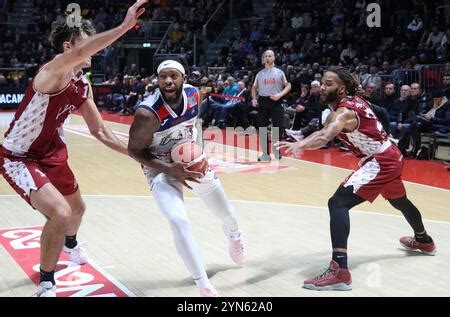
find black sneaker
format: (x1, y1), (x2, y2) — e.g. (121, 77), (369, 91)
(257, 154), (271, 162)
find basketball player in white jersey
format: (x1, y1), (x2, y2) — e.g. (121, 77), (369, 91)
(0, 0), (148, 297)
(128, 60), (246, 297)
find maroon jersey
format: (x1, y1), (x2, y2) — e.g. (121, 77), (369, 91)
(2, 72), (90, 162)
(336, 96), (390, 159)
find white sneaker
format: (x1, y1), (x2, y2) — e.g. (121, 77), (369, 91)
(285, 129), (304, 141)
(222, 225), (246, 266)
(63, 244), (89, 265)
(199, 284), (219, 297)
(36, 281), (56, 297)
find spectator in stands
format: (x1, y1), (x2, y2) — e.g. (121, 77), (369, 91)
(426, 25), (445, 52)
(107, 76), (125, 113)
(289, 83), (309, 128)
(285, 80), (321, 141)
(409, 88), (450, 157)
(398, 82), (433, 154)
(436, 28), (449, 62)
(364, 83), (380, 104)
(390, 85), (411, 138)
(128, 63), (139, 77)
(103, 75), (115, 85)
(228, 81), (251, 128)
(214, 81), (248, 128)
(200, 80), (225, 127)
(443, 73), (450, 90)
(407, 14), (424, 33)
(392, 59), (419, 86)
(207, 76), (238, 128)
(362, 65), (381, 89)
(381, 83), (397, 109)
(378, 61), (392, 76)
(340, 43), (357, 65)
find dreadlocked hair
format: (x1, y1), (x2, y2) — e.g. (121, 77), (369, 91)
(327, 66), (360, 96)
(49, 19), (96, 53)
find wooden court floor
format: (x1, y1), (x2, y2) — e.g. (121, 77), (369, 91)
(0, 115), (449, 297)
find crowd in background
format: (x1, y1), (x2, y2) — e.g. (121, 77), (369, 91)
(0, 0), (449, 160)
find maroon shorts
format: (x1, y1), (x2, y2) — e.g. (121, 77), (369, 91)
(343, 145), (406, 203)
(0, 151), (78, 206)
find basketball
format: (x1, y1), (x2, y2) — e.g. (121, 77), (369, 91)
(170, 142), (209, 175)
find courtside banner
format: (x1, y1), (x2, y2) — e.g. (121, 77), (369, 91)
(0, 226), (135, 297)
(0, 87), (25, 110)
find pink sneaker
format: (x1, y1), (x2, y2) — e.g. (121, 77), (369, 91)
(303, 260), (352, 291)
(200, 285), (219, 297)
(399, 236), (436, 255)
(222, 225), (246, 266)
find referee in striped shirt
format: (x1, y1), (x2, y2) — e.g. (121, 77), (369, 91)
(251, 50), (291, 161)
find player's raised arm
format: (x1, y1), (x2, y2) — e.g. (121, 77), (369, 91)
(53, 0), (147, 71)
(35, 0), (148, 93)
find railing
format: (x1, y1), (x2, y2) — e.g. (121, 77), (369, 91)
(207, 67), (227, 75)
(202, 1), (227, 51)
(152, 22), (176, 73)
(358, 64), (446, 99)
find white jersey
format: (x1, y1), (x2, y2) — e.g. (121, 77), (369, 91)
(138, 84), (200, 166)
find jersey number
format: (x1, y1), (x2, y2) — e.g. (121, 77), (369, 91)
(82, 86), (89, 99)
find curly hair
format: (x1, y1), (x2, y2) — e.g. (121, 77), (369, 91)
(49, 19), (96, 53)
(326, 66), (360, 96)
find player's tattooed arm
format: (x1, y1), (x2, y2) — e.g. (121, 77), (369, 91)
(128, 108), (170, 172)
(276, 107), (356, 153)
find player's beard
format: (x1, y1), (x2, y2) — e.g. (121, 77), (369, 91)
(162, 84), (183, 106)
(321, 87), (339, 104)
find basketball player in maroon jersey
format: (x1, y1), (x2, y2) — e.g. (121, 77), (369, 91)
(276, 66), (436, 291)
(0, 0), (148, 297)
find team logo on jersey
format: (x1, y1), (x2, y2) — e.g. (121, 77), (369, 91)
(161, 118), (169, 126)
(187, 95), (197, 109)
(56, 104), (76, 120)
(160, 134), (172, 146)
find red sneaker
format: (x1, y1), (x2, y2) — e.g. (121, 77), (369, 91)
(303, 260), (352, 291)
(399, 236), (436, 255)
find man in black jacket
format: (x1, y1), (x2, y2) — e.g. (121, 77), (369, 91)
(397, 83), (433, 155)
(410, 88), (450, 157)
(389, 85), (410, 138)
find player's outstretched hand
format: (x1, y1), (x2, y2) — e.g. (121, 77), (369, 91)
(122, 0), (149, 30)
(274, 141), (301, 156)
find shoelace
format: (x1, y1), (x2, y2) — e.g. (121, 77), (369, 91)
(32, 285), (55, 297)
(314, 267), (336, 281)
(231, 239), (244, 254)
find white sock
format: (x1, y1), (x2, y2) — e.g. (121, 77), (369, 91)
(194, 274), (211, 290)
